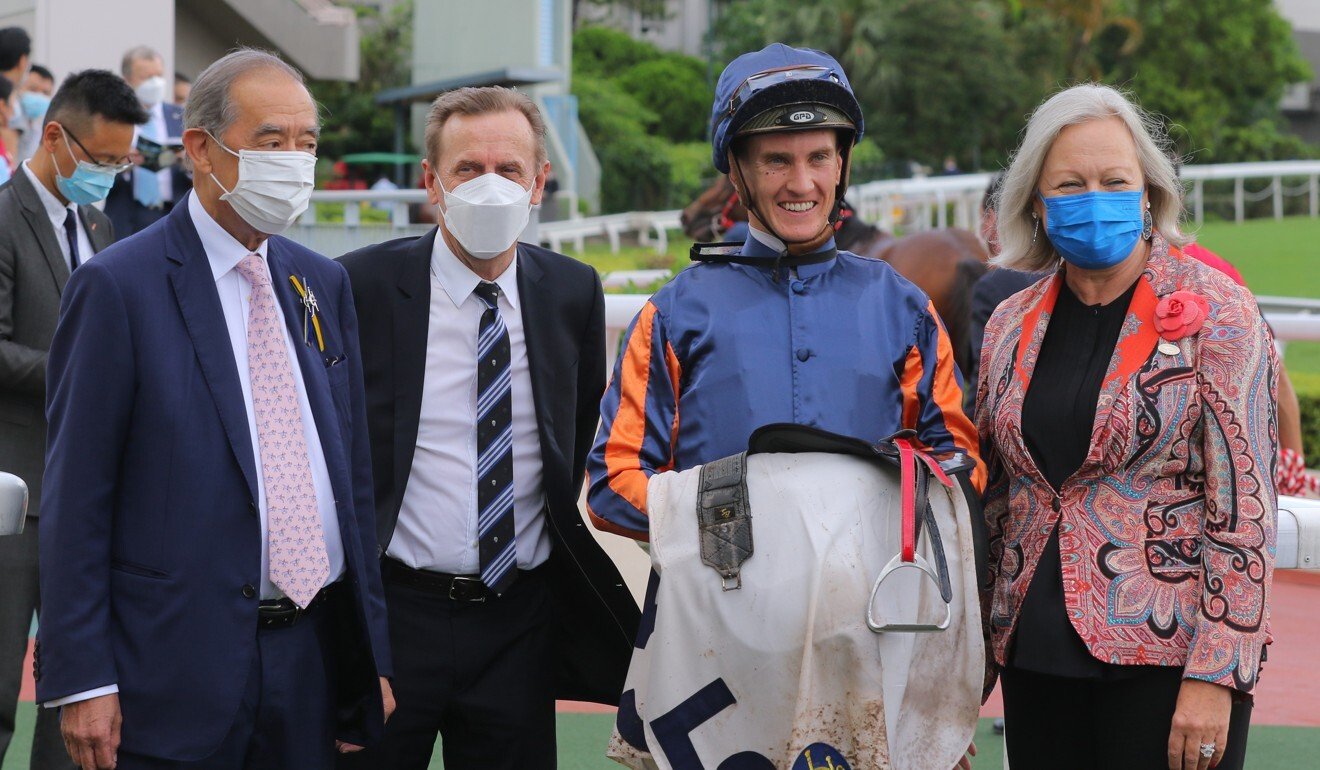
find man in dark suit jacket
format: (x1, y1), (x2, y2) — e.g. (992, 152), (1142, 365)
(38, 50), (392, 769)
(337, 86), (639, 769)
(0, 69), (140, 770)
(104, 45), (192, 239)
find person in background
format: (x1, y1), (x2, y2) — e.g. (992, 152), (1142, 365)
(977, 84), (1275, 770)
(0, 68), (140, 770)
(104, 45), (191, 238)
(1175, 239), (1313, 496)
(0, 26), (29, 175)
(337, 85), (637, 770)
(16, 63), (54, 161)
(967, 171), (1046, 398)
(173, 71), (191, 107)
(37, 49), (393, 769)
(0, 77), (13, 184)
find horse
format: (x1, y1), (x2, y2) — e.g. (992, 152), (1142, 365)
(682, 176), (989, 379)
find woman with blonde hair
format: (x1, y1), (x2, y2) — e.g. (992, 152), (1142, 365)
(976, 83), (1276, 770)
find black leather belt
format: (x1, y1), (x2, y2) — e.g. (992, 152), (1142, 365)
(382, 556), (527, 602)
(258, 581), (342, 629)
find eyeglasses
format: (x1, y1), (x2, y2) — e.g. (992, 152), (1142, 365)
(728, 65), (842, 116)
(61, 125), (134, 175)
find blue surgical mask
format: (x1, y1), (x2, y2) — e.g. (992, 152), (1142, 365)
(53, 130), (119, 206)
(1039, 189), (1145, 270)
(19, 91), (50, 121)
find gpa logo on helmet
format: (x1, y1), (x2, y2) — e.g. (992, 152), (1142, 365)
(790, 110), (818, 124)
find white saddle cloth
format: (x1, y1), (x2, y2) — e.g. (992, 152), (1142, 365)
(607, 452), (983, 770)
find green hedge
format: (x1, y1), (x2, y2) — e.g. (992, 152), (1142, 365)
(1292, 372), (1320, 468)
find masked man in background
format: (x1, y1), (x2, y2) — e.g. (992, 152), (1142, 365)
(337, 86), (638, 770)
(104, 45), (191, 239)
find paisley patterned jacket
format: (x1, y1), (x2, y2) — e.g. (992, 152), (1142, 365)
(975, 238), (1278, 692)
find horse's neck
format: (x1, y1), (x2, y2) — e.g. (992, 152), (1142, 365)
(838, 218), (895, 259)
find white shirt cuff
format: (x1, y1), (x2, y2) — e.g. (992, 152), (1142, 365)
(43, 684), (119, 708)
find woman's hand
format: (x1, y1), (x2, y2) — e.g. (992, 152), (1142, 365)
(1167, 679), (1231, 770)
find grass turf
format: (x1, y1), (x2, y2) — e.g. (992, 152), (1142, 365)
(1193, 216), (1320, 380)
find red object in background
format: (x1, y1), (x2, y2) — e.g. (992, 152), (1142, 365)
(1183, 242), (1247, 287)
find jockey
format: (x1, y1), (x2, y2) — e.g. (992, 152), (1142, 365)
(586, 43), (986, 540)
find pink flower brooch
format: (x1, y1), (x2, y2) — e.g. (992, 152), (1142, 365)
(1154, 290), (1209, 341)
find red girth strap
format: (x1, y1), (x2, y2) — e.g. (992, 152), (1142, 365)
(896, 437), (917, 562)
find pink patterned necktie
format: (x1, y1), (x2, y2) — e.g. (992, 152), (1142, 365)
(235, 254), (329, 608)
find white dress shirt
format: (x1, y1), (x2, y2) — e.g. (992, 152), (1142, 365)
(20, 160), (95, 271)
(387, 234), (551, 575)
(133, 102), (174, 202)
(44, 193), (346, 709)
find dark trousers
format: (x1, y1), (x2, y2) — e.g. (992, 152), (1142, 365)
(115, 595), (340, 769)
(0, 518), (74, 770)
(1001, 665), (1253, 770)
(338, 567), (556, 770)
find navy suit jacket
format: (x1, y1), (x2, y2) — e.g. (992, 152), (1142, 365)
(37, 198), (391, 760)
(105, 102), (192, 237)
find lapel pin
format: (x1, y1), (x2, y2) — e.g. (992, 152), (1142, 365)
(288, 275), (326, 352)
(1158, 342), (1180, 356)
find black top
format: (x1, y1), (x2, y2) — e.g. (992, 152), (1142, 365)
(969, 268), (1046, 396)
(1011, 278), (1138, 678)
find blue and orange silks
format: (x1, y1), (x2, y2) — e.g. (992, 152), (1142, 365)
(585, 232), (985, 541)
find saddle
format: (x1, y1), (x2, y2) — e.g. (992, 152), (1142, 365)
(696, 423), (974, 631)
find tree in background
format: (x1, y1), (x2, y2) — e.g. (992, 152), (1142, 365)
(573, 26), (715, 212)
(714, 0), (1313, 170)
(1111, 0), (1312, 162)
(715, 0), (1034, 172)
(306, 1), (414, 162)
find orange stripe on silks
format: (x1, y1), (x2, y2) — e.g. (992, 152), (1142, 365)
(1015, 273), (1063, 389)
(586, 500), (650, 542)
(899, 344), (923, 431)
(661, 341), (682, 472)
(926, 301), (988, 492)
(603, 302), (660, 520)
(1103, 275), (1160, 395)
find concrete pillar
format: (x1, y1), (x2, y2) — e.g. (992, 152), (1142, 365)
(33, 0), (173, 83)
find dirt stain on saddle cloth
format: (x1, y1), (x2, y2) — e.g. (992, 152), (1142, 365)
(787, 698), (890, 769)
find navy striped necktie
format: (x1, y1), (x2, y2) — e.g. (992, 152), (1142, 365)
(474, 281), (517, 594)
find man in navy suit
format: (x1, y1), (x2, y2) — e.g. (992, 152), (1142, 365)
(38, 49), (393, 769)
(104, 45), (192, 239)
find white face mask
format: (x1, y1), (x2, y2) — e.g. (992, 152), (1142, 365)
(208, 133), (316, 235)
(438, 173), (534, 260)
(136, 76), (167, 108)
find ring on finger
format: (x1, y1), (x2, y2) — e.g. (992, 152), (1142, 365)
(1199, 743), (1216, 759)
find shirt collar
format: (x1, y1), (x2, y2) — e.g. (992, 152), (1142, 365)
(429, 230), (521, 311)
(20, 159), (75, 229)
(187, 192), (269, 282)
(739, 225), (838, 279)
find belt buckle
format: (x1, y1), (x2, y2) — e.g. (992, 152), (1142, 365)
(448, 576), (486, 603)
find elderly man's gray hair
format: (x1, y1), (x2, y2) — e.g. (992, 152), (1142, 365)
(184, 48), (307, 140)
(121, 46), (162, 78)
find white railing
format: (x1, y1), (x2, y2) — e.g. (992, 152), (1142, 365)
(290, 160), (1320, 257)
(847, 160), (1320, 232)
(294, 190), (683, 257)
